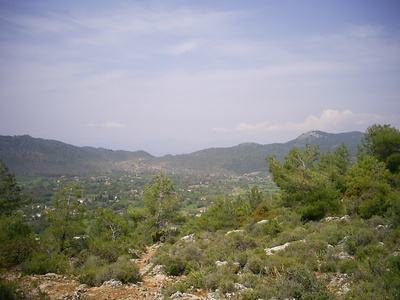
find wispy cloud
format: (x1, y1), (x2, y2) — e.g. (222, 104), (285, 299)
(102, 122), (127, 129)
(347, 25), (382, 38)
(236, 109), (399, 133)
(211, 127), (228, 132)
(165, 40), (199, 55)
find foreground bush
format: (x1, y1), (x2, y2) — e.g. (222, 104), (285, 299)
(78, 255), (140, 286)
(21, 251), (68, 275)
(0, 278), (25, 300)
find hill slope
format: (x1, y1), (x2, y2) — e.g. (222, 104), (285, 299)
(0, 131), (364, 175)
(0, 135), (153, 175)
(157, 130), (363, 174)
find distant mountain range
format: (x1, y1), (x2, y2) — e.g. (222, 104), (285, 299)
(0, 131), (364, 176)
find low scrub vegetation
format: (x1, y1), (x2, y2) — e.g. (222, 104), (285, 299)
(0, 124), (399, 299)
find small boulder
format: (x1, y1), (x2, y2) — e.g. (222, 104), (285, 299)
(101, 279), (122, 288)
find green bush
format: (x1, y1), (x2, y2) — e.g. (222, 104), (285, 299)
(262, 219), (281, 237)
(163, 256), (186, 276)
(78, 255), (140, 286)
(185, 269), (206, 289)
(204, 264), (238, 292)
(383, 255), (400, 297)
(184, 259), (200, 275)
(285, 268), (335, 300)
(0, 279), (25, 300)
(21, 251), (68, 275)
(319, 257), (338, 273)
(1, 237), (35, 265)
(0, 215), (36, 268)
(111, 256), (140, 283)
(89, 239), (126, 263)
(237, 272), (261, 289)
(355, 244), (388, 261)
(245, 253), (267, 275)
(301, 202), (328, 222)
(162, 281), (188, 298)
(345, 228), (376, 255)
(235, 251), (249, 269)
(338, 259), (359, 274)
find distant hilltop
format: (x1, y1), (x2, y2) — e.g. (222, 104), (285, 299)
(0, 131), (364, 176)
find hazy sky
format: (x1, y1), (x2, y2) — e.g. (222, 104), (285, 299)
(1, 0), (399, 156)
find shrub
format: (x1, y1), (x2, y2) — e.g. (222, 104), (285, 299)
(219, 279), (235, 294)
(355, 244), (388, 261)
(338, 259), (359, 274)
(21, 251), (68, 275)
(109, 256), (141, 284)
(262, 219), (281, 237)
(313, 223), (347, 246)
(89, 239), (126, 263)
(163, 256), (186, 276)
(238, 272), (261, 289)
(319, 258), (338, 273)
(0, 279), (25, 300)
(78, 255), (140, 286)
(252, 202), (269, 221)
(245, 254), (267, 275)
(204, 264), (238, 292)
(345, 229), (376, 255)
(383, 255), (400, 297)
(1, 238), (35, 265)
(281, 240), (324, 272)
(185, 269), (206, 289)
(229, 233), (258, 251)
(162, 281), (188, 298)
(285, 268), (335, 300)
(235, 251), (249, 269)
(184, 259), (200, 275)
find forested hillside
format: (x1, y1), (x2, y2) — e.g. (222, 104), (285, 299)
(1, 125), (399, 299)
(0, 130), (363, 176)
(0, 135), (154, 175)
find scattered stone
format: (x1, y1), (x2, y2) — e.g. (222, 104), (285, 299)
(181, 233), (195, 243)
(340, 215), (350, 221)
(233, 283), (246, 290)
(226, 229), (244, 235)
(140, 262), (154, 275)
(76, 284), (88, 293)
(376, 224), (388, 230)
(171, 291), (200, 299)
(43, 273), (62, 280)
(101, 279), (123, 288)
(336, 252), (354, 260)
(58, 291), (81, 299)
(256, 219), (268, 224)
(325, 216), (340, 222)
(215, 261), (228, 267)
(325, 215), (350, 222)
(328, 273), (351, 296)
(338, 236), (350, 245)
(265, 243), (291, 255)
(203, 292), (222, 300)
(265, 239), (306, 255)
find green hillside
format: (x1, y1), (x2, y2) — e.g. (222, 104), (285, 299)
(0, 130), (363, 175)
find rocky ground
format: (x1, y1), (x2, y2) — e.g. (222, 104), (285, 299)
(3, 244), (209, 300)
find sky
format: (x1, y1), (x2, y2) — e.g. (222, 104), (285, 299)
(1, 0), (399, 156)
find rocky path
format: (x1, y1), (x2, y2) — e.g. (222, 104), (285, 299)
(3, 244), (199, 300)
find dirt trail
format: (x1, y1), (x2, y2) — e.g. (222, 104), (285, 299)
(3, 244), (187, 300)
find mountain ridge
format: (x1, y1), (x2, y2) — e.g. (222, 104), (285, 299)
(0, 130), (364, 175)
